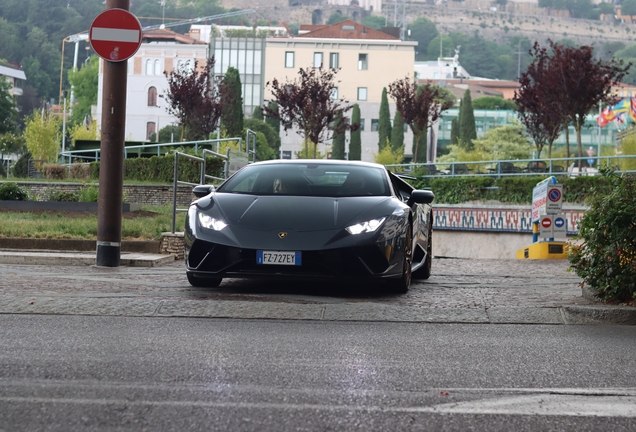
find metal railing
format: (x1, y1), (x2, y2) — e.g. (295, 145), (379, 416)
(386, 154), (636, 179)
(59, 137), (244, 166)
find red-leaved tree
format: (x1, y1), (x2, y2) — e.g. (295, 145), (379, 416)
(263, 66), (357, 158)
(515, 42), (567, 158)
(163, 57), (223, 141)
(388, 77), (453, 163)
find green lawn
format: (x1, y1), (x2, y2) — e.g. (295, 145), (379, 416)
(0, 205), (187, 240)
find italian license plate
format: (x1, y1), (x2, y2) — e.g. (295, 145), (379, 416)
(257, 251), (302, 266)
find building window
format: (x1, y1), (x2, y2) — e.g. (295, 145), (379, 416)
(357, 87), (367, 101)
(330, 87), (338, 100)
(145, 59), (153, 75)
(154, 59), (162, 75)
(359, 118), (365, 131)
(147, 87), (157, 107)
(371, 119), (379, 131)
(358, 53), (368, 70)
(329, 52), (339, 69)
(146, 122), (156, 141)
(285, 51), (294, 68)
(314, 52), (323, 68)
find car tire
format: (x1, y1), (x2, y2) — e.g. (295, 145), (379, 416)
(414, 224), (432, 280)
(187, 272), (222, 288)
(386, 224), (412, 294)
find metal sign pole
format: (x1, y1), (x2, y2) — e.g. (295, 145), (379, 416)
(96, 0), (131, 267)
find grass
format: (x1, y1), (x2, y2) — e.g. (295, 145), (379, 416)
(0, 205), (187, 241)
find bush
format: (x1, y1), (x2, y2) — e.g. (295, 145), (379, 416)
(42, 164), (66, 180)
(13, 152), (31, 178)
(568, 169), (636, 302)
(0, 182), (29, 200)
(47, 190), (79, 202)
(78, 183), (99, 202)
(69, 163), (92, 180)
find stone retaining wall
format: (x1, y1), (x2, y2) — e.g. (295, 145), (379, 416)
(160, 232), (185, 259)
(1, 181), (194, 207)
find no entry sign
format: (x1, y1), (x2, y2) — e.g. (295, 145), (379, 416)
(89, 8), (142, 62)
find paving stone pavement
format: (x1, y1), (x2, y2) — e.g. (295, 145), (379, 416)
(6, 256), (633, 325)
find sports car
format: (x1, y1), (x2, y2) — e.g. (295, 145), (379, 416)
(184, 160), (434, 293)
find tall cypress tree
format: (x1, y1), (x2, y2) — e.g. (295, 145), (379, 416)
(252, 106), (264, 120)
(458, 89), (476, 150)
(450, 117), (459, 145)
(220, 67), (244, 138)
(378, 87), (392, 150)
(331, 111), (345, 160)
(349, 104), (361, 160)
(390, 109), (404, 151)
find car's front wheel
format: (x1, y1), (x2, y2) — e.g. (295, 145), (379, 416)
(386, 224), (413, 294)
(187, 272), (222, 288)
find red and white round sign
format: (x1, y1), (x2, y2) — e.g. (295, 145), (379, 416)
(89, 9), (142, 62)
(541, 217), (552, 229)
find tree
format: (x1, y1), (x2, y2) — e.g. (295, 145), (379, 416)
(472, 96), (516, 111)
(621, 0), (636, 16)
(548, 41), (629, 167)
(391, 109), (405, 151)
(244, 118), (280, 159)
(220, 66), (244, 138)
(378, 87), (392, 150)
(24, 110), (61, 162)
(0, 80), (17, 134)
(67, 55), (99, 126)
(450, 117), (459, 145)
(362, 15), (386, 30)
(163, 58), (222, 141)
(349, 104), (361, 160)
(327, 12), (349, 24)
(0, 132), (26, 156)
(458, 89), (477, 151)
(252, 106), (264, 120)
(471, 125), (533, 160)
(514, 42), (567, 158)
(265, 101), (280, 133)
(263, 66), (356, 158)
(331, 110), (346, 160)
(388, 78), (453, 163)
(408, 17), (438, 60)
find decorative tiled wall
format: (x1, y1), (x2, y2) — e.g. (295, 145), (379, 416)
(433, 206), (587, 235)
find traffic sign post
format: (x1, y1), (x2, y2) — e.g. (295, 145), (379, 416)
(92, 1), (139, 267)
(517, 176), (569, 260)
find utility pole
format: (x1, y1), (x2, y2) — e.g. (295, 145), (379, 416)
(517, 40), (523, 79)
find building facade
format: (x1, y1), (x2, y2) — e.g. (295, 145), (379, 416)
(264, 20), (417, 161)
(95, 29), (208, 143)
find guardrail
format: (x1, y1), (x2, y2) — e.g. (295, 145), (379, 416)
(387, 154), (636, 178)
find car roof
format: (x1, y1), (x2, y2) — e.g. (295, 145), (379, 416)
(248, 159), (386, 169)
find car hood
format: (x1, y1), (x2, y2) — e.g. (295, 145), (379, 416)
(203, 193), (393, 232)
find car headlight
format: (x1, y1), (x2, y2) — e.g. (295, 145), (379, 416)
(198, 213), (227, 231)
(346, 217), (386, 235)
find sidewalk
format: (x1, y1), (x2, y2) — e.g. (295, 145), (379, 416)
(0, 252), (634, 325)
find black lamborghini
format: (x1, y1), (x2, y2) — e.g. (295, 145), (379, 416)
(184, 160), (434, 293)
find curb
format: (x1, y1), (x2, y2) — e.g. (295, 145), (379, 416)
(0, 238), (160, 254)
(561, 305), (636, 325)
(0, 251), (175, 268)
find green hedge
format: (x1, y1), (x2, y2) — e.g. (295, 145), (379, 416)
(89, 154), (225, 184)
(408, 174), (618, 205)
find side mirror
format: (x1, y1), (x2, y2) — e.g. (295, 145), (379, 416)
(408, 189), (435, 205)
(192, 184), (214, 198)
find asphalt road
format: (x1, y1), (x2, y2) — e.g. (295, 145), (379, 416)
(1, 315), (635, 431)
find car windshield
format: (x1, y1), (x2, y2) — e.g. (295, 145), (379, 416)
(217, 163), (391, 197)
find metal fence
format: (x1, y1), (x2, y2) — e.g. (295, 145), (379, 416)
(386, 154), (636, 179)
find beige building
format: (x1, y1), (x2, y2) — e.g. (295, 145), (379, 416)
(265, 20), (417, 161)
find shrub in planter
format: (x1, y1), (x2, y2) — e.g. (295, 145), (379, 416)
(78, 183), (99, 202)
(69, 163), (92, 179)
(42, 164), (66, 180)
(0, 182), (29, 200)
(568, 169), (636, 302)
(47, 190), (79, 202)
